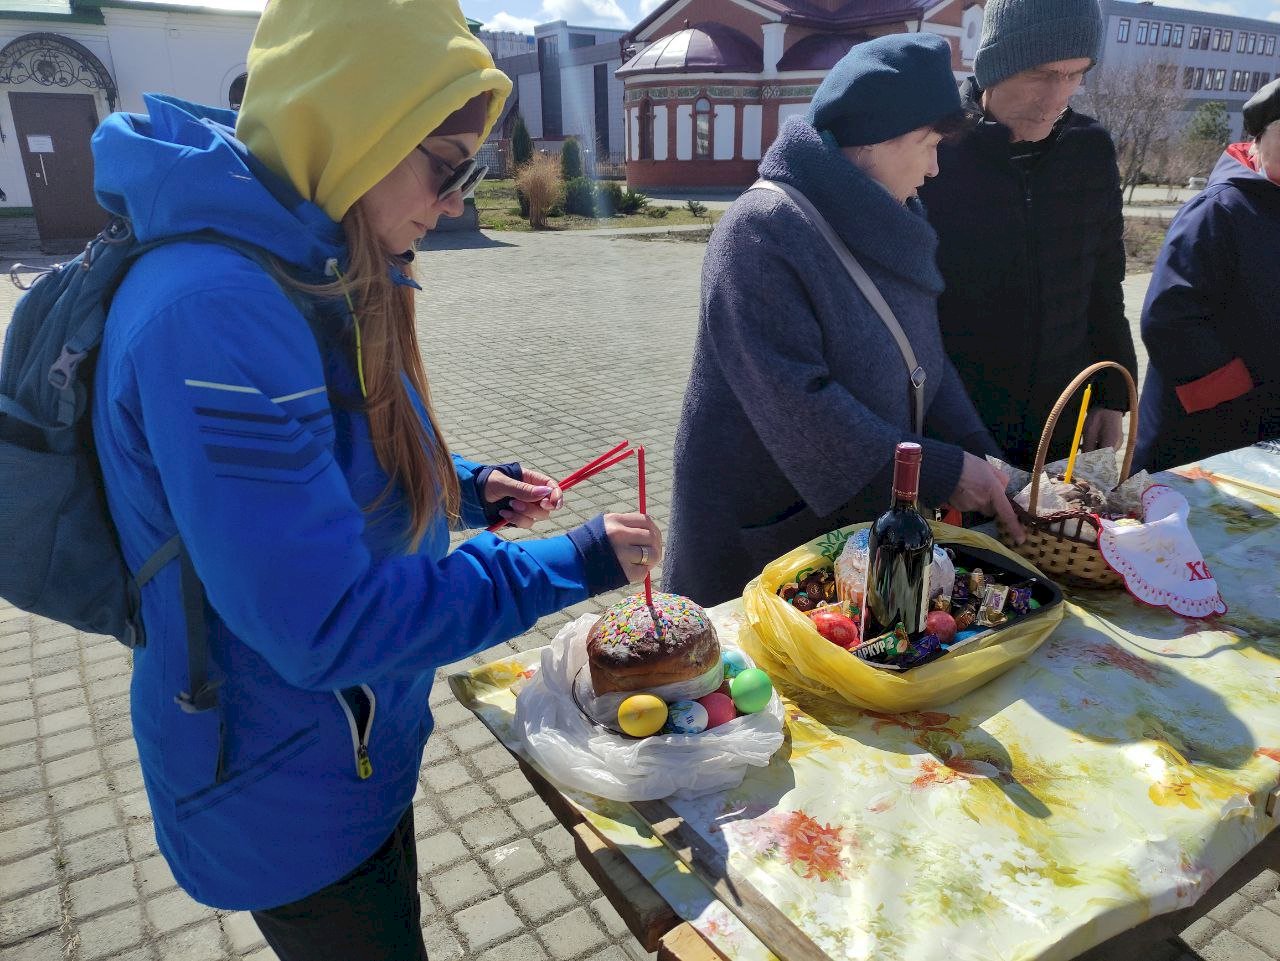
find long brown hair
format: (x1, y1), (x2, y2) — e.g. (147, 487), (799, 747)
(279, 201), (460, 551)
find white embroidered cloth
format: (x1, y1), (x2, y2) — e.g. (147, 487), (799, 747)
(1098, 485), (1228, 618)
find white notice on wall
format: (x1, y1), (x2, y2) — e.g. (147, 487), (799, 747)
(27, 135), (54, 153)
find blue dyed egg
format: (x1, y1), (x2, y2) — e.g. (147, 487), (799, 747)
(663, 700), (709, 735)
(722, 649), (750, 680)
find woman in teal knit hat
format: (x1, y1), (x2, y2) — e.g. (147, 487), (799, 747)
(665, 33), (1023, 608)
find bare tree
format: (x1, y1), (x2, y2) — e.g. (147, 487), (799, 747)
(1075, 60), (1186, 202)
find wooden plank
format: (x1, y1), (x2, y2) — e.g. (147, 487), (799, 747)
(571, 822), (681, 952)
(632, 798), (831, 961)
(658, 922), (733, 961)
(515, 755), (584, 830)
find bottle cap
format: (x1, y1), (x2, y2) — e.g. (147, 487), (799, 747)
(893, 442), (922, 501)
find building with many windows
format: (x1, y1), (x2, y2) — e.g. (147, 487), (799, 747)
(488, 20), (628, 168)
(1097, 0), (1279, 138)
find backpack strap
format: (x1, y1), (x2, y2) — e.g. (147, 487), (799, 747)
(112, 225), (311, 715)
(133, 534), (219, 712)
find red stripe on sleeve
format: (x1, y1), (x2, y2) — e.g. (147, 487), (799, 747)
(1175, 358), (1255, 414)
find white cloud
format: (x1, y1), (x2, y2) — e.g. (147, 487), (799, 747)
(1269, 11), (1280, 22)
(638, 0), (667, 14)
(540, 0), (630, 27)
(482, 11), (540, 32)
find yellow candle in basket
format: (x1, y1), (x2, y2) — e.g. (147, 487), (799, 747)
(1063, 384), (1092, 484)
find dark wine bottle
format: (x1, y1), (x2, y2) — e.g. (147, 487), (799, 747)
(861, 443), (934, 641)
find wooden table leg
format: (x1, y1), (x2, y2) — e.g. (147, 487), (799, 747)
(658, 922), (733, 961)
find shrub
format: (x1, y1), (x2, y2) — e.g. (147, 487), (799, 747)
(512, 115), (533, 217)
(685, 199), (708, 218)
(597, 180), (625, 217)
(512, 114), (533, 166)
(515, 153), (563, 229)
(560, 137), (583, 181)
(563, 176), (598, 217)
(645, 206), (670, 219)
(619, 188), (649, 215)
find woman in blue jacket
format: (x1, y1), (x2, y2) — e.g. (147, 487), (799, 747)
(665, 34), (1021, 607)
(89, 1), (661, 957)
(1136, 78), (1280, 471)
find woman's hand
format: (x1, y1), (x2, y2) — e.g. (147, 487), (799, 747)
(1082, 408), (1124, 452)
(604, 512), (664, 584)
(949, 453), (1026, 543)
(484, 468), (563, 529)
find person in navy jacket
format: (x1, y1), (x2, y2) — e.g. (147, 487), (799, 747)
(1135, 78), (1280, 471)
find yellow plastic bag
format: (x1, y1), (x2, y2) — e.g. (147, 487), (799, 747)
(740, 522), (1064, 713)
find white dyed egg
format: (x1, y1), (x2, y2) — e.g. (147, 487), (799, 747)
(663, 700), (709, 735)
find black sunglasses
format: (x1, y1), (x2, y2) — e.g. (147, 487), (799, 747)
(414, 145), (487, 200)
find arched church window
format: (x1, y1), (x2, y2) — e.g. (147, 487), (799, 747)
(639, 98), (654, 161)
(694, 97), (711, 159)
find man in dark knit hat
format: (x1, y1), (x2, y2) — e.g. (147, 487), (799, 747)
(1134, 77), (1280, 470)
(919, 0), (1139, 470)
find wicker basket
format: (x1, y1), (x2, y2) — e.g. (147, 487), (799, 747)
(996, 361), (1139, 590)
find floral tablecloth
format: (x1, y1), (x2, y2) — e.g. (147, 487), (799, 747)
(450, 447), (1280, 961)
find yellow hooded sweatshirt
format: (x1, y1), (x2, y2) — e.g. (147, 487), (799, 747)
(236, 0), (511, 223)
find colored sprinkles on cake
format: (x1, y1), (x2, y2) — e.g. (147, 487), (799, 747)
(591, 592), (710, 662)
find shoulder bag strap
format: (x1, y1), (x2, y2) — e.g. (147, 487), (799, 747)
(749, 178), (926, 435)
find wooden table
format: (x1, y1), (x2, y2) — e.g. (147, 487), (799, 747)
(452, 447), (1280, 960)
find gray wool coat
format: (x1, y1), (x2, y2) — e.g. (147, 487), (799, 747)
(663, 119), (999, 607)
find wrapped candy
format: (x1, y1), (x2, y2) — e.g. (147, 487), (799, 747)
(897, 633), (942, 670)
(854, 624), (910, 663)
(1008, 583), (1034, 616)
(968, 569), (987, 596)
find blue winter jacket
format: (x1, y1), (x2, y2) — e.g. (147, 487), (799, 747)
(1136, 146), (1280, 471)
(90, 95), (621, 909)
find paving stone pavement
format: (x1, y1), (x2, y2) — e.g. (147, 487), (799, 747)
(0, 231), (1276, 961)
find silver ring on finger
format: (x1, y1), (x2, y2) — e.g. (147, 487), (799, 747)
(636, 544), (651, 567)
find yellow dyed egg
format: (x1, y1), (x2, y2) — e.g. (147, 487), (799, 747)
(617, 694), (667, 737)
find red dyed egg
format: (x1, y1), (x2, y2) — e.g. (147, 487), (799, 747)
(697, 692), (738, 729)
(925, 610), (957, 646)
(717, 680), (733, 698)
(811, 609), (860, 649)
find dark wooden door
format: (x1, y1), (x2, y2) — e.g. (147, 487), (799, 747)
(10, 92), (106, 250)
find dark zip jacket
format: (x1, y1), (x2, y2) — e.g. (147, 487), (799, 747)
(919, 79), (1138, 468)
(1135, 144), (1280, 471)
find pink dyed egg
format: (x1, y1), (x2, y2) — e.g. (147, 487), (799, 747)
(697, 692), (738, 729)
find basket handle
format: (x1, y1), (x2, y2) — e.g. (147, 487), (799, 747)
(1027, 361), (1139, 516)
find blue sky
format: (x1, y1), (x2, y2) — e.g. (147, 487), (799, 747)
(109, 0), (1280, 30)
(468, 0), (1280, 33)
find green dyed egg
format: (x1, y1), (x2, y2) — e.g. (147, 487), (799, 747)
(730, 668), (773, 715)
(1029, 599), (1042, 610)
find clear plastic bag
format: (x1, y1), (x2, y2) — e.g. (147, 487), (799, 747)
(513, 614), (786, 801)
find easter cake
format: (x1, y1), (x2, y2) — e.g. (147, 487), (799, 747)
(586, 592), (720, 696)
